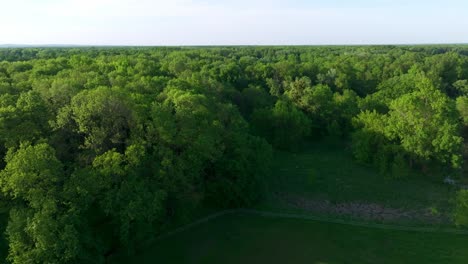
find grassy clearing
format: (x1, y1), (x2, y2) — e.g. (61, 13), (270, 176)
(260, 140), (455, 218)
(127, 212), (468, 264)
(123, 141), (464, 263)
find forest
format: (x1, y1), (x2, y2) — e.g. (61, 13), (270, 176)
(1, 45), (468, 263)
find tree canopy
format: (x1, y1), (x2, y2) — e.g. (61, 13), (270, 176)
(0, 45), (468, 262)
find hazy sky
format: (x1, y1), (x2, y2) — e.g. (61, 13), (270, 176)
(1, 0), (468, 45)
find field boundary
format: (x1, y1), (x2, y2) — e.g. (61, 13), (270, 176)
(154, 210), (239, 241)
(238, 209), (468, 234)
(155, 209), (468, 241)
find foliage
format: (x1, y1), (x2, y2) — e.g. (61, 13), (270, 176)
(251, 100), (310, 150)
(0, 46), (468, 262)
(454, 190), (468, 227)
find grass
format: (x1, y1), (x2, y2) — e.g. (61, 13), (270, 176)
(260, 140), (455, 216)
(122, 140), (465, 263)
(126, 212), (468, 264)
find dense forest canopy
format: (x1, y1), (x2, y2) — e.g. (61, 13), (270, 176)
(1, 45), (468, 263)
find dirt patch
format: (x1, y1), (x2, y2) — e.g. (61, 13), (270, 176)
(280, 193), (450, 224)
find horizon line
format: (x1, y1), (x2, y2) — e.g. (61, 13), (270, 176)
(1, 43), (468, 48)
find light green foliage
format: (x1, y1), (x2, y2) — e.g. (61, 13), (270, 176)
(33, 71), (85, 110)
(351, 110), (388, 164)
(92, 147), (167, 247)
(266, 78), (282, 97)
(387, 81), (462, 167)
(298, 84), (334, 119)
(284, 77), (358, 136)
(363, 68), (429, 112)
(0, 91), (50, 148)
(56, 87), (134, 156)
(1, 143), (61, 207)
(456, 96), (468, 126)
(0, 143), (80, 264)
(351, 110), (413, 177)
(453, 80), (468, 96)
(284, 76), (313, 103)
(424, 52), (463, 94)
(150, 88), (224, 168)
(353, 74), (463, 174)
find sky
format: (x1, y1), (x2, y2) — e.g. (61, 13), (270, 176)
(1, 0), (468, 45)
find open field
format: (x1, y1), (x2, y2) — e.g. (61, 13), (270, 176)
(127, 212), (468, 264)
(122, 141), (467, 263)
(260, 140), (456, 225)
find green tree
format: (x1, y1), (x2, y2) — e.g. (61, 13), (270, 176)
(387, 81), (462, 168)
(55, 87), (135, 160)
(0, 143), (80, 263)
(252, 100), (311, 150)
(0, 91), (50, 148)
